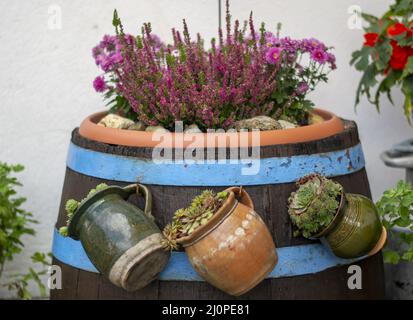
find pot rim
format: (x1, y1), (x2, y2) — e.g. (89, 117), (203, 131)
(79, 108), (344, 148)
(176, 190), (238, 247)
(68, 186), (129, 240)
(310, 190), (347, 239)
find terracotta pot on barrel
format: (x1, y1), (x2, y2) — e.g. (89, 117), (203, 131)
(177, 187), (278, 296)
(68, 184), (170, 291)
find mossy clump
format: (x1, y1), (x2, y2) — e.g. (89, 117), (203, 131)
(288, 174), (343, 238)
(162, 190), (228, 251)
(59, 183), (109, 236)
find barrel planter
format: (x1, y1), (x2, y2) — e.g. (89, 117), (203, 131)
(51, 109), (385, 299)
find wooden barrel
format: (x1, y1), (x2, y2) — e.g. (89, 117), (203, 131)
(51, 114), (385, 300)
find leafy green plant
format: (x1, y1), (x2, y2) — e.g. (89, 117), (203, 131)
(288, 174), (343, 238)
(0, 162), (50, 299)
(59, 183), (109, 236)
(350, 0), (413, 123)
(4, 252), (51, 300)
(376, 180), (413, 264)
(162, 190), (228, 251)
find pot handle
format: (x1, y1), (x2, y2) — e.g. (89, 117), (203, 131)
(123, 184), (154, 221)
(224, 186), (254, 210)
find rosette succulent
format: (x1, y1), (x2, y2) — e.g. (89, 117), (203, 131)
(288, 174), (343, 238)
(162, 190), (228, 251)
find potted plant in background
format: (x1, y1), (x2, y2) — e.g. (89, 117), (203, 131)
(0, 162), (50, 300)
(376, 180), (413, 299)
(80, 2), (342, 148)
(51, 1), (385, 300)
(351, 0), (413, 122)
(59, 183), (170, 292)
(288, 174), (386, 259)
(350, 0), (413, 299)
(162, 187), (277, 296)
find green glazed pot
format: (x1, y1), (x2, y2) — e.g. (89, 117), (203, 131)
(313, 192), (386, 259)
(68, 184), (170, 292)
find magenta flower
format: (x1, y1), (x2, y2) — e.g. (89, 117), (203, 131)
(266, 47), (283, 64)
(93, 76), (107, 92)
(301, 38), (325, 52)
(327, 52), (337, 69)
(310, 48), (329, 64)
(297, 82), (309, 95)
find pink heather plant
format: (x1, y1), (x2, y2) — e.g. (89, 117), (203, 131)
(112, 7), (277, 131)
(92, 1), (336, 130)
(92, 33), (165, 119)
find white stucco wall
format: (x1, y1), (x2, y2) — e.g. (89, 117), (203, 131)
(0, 0), (411, 298)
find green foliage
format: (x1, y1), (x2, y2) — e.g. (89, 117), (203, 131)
(350, 0), (413, 123)
(59, 183), (109, 236)
(0, 162), (50, 299)
(4, 252), (51, 300)
(376, 180), (413, 264)
(288, 174), (343, 238)
(162, 190), (229, 251)
(0, 163), (35, 273)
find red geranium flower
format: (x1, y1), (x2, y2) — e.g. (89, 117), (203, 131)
(363, 33), (379, 47)
(388, 22), (411, 37)
(389, 40), (413, 70)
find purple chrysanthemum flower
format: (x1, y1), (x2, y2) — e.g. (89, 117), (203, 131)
(93, 76), (107, 92)
(297, 82), (309, 95)
(327, 52), (337, 69)
(280, 37), (300, 54)
(264, 32), (281, 48)
(310, 48), (329, 64)
(266, 47), (283, 64)
(301, 38), (325, 53)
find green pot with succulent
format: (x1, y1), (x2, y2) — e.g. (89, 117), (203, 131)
(162, 187), (277, 296)
(59, 183), (170, 292)
(288, 174), (387, 259)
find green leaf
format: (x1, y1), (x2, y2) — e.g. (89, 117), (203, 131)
(361, 12), (378, 24)
(403, 94), (413, 125)
(112, 9), (121, 27)
(374, 41), (392, 71)
(383, 250), (400, 264)
(402, 248), (413, 262)
(402, 56), (413, 78)
(354, 47), (371, 71)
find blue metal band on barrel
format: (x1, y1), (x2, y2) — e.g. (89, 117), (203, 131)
(66, 143), (365, 186)
(52, 229), (362, 281)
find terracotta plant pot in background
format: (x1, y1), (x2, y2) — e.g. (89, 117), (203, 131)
(312, 192), (387, 259)
(68, 184), (170, 292)
(177, 187), (278, 296)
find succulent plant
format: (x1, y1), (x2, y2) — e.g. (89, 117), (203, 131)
(288, 174), (343, 238)
(162, 190), (229, 251)
(59, 183), (109, 236)
(161, 220), (180, 251)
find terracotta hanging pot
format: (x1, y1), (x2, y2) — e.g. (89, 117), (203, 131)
(311, 192), (387, 259)
(176, 187), (278, 296)
(68, 184), (170, 291)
